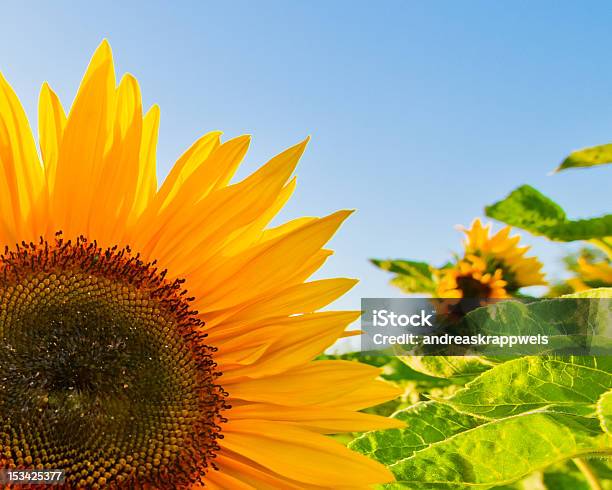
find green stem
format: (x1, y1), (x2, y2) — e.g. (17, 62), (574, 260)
(573, 457), (602, 490)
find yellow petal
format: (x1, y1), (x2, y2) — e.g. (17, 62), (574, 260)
(50, 39), (115, 237)
(224, 360), (401, 410)
(214, 454), (314, 490)
(203, 468), (256, 490)
(193, 249), (334, 322)
(194, 211), (352, 312)
(129, 104), (160, 222)
(222, 420), (395, 487)
(215, 311), (359, 378)
(0, 71), (45, 243)
(38, 82), (66, 194)
(229, 403), (404, 434)
(154, 130), (233, 212)
(218, 177), (298, 257)
(150, 138), (304, 270)
(92, 74), (143, 243)
(206, 278), (358, 329)
(133, 134), (248, 256)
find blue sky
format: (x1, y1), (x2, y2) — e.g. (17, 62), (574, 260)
(1, 1), (611, 321)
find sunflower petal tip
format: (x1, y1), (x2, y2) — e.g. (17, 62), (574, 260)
(334, 209), (355, 222)
(96, 39), (113, 59)
(39, 81), (55, 99)
(149, 103), (160, 116)
(121, 72), (137, 83)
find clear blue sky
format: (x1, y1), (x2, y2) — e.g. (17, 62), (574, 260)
(1, 1), (611, 318)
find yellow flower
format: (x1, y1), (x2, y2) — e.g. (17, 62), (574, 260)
(462, 219), (545, 290)
(567, 256), (612, 292)
(0, 41), (401, 489)
(435, 219), (545, 298)
(436, 255), (509, 298)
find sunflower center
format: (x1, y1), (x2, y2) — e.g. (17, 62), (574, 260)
(0, 235), (226, 488)
(456, 275), (493, 298)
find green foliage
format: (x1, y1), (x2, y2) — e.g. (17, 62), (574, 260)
(442, 357), (612, 419)
(566, 287), (612, 299)
(556, 143), (612, 172)
(370, 259), (436, 294)
(399, 355), (495, 379)
(485, 185), (612, 241)
(349, 290), (612, 489)
(365, 135), (612, 487)
(598, 389), (612, 435)
(349, 401), (482, 465)
(350, 401), (611, 489)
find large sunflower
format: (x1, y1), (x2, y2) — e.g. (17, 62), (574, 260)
(0, 41), (402, 489)
(436, 219), (546, 298)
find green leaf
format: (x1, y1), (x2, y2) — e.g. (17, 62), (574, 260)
(456, 295), (612, 355)
(564, 287), (612, 299)
(349, 401), (483, 466)
(597, 389), (612, 435)
(442, 357), (612, 419)
(485, 185), (612, 241)
(386, 412), (610, 489)
(351, 401), (612, 489)
(399, 355), (495, 379)
(371, 259), (436, 293)
(352, 292), (612, 488)
(556, 143), (612, 172)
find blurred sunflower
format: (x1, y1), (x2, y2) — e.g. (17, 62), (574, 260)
(567, 255), (612, 292)
(436, 255), (509, 298)
(0, 41), (402, 489)
(436, 219), (546, 298)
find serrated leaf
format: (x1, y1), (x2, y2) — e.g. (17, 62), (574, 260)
(386, 411), (610, 489)
(371, 259), (436, 293)
(598, 389), (612, 434)
(443, 357), (612, 419)
(556, 143), (612, 172)
(485, 185), (612, 241)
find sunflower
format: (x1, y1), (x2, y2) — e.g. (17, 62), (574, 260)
(436, 219), (546, 298)
(567, 256), (612, 292)
(436, 255), (509, 299)
(0, 41), (402, 489)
